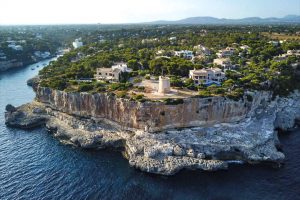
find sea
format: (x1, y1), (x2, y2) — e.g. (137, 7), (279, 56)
(0, 59), (299, 200)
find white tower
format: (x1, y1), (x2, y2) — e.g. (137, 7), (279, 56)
(158, 76), (170, 94)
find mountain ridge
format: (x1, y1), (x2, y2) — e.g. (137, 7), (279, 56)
(144, 15), (300, 25)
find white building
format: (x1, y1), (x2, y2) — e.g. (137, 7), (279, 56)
(216, 47), (235, 58)
(240, 45), (250, 51)
(174, 50), (194, 59)
(112, 63), (132, 73)
(287, 50), (300, 56)
(34, 51), (51, 59)
(142, 38), (159, 44)
(94, 63), (132, 82)
(189, 68), (226, 85)
(8, 44), (23, 51)
(72, 38), (83, 49)
(269, 41), (279, 46)
(213, 58), (233, 70)
(158, 76), (170, 94)
(94, 68), (122, 82)
(194, 45), (211, 56)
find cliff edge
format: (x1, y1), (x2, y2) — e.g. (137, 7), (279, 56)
(4, 88), (300, 175)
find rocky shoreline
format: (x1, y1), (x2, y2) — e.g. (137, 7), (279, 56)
(4, 90), (300, 175)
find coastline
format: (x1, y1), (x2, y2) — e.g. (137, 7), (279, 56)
(0, 56), (56, 73)
(4, 86), (300, 175)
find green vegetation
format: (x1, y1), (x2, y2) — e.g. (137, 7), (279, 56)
(35, 24), (300, 101)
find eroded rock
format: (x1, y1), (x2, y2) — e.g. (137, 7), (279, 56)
(4, 90), (300, 175)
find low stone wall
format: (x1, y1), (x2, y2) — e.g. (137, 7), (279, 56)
(36, 87), (271, 132)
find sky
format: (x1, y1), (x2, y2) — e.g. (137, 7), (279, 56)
(0, 0), (299, 25)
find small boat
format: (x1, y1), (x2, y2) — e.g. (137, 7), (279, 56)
(36, 65), (40, 68)
(31, 67), (35, 70)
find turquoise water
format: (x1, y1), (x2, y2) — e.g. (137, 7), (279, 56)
(0, 60), (299, 200)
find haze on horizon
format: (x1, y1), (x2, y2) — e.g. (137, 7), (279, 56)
(0, 0), (299, 25)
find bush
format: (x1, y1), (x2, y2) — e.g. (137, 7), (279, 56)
(133, 78), (142, 83)
(109, 82), (133, 91)
(138, 70), (150, 76)
(170, 77), (184, 87)
(69, 80), (78, 85)
(78, 83), (94, 92)
(145, 75), (151, 80)
(198, 90), (211, 98)
(116, 91), (127, 98)
(48, 78), (67, 90)
(129, 71), (139, 77)
(136, 86), (145, 92)
(131, 94), (146, 102)
(164, 98), (184, 105)
(96, 87), (106, 92)
(134, 94), (144, 100)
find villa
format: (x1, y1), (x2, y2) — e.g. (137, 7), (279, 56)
(194, 45), (211, 56)
(189, 68), (226, 86)
(174, 50), (194, 59)
(112, 63), (132, 73)
(216, 47), (235, 58)
(213, 58), (234, 70)
(287, 50), (300, 56)
(240, 45), (250, 51)
(95, 63), (132, 82)
(8, 44), (23, 51)
(94, 68), (122, 82)
(72, 38), (83, 49)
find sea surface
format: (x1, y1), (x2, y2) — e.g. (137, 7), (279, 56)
(0, 59), (299, 200)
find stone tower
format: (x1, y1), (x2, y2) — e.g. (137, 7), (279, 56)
(158, 76), (170, 94)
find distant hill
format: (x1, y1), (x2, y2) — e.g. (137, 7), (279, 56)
(145, 15), (300, 25)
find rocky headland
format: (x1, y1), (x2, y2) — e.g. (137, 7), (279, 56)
(4, 87), (300, 175)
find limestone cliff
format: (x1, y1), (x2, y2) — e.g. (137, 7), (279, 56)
(5, 89), (300, 175)
(36, 87), (271, 132)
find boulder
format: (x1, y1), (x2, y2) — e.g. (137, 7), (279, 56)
(5, 104), (16, 112)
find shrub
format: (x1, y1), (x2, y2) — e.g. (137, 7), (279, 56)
(116, 91), (127, 98)
(198, 90), (211, 98)
(170, 77), (184, 87)
(133, 78), (142, 83)
(164, 98), (184, 105)
(136, 86), (145, 92)
(48, 78), (67, 90)
(78, 83), (94, 92)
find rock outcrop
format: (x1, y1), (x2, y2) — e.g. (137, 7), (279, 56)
(27, 75), (40, 91)
(5, 87), (300, 175)
(5, 102), (48, 129)
(36, 87), (271, 132)
(274, 92), (300, 131)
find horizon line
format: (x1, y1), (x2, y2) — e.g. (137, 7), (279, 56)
(0, 14), (299, 26)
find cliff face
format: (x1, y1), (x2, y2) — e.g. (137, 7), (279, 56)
(36, 87), (271, 132)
